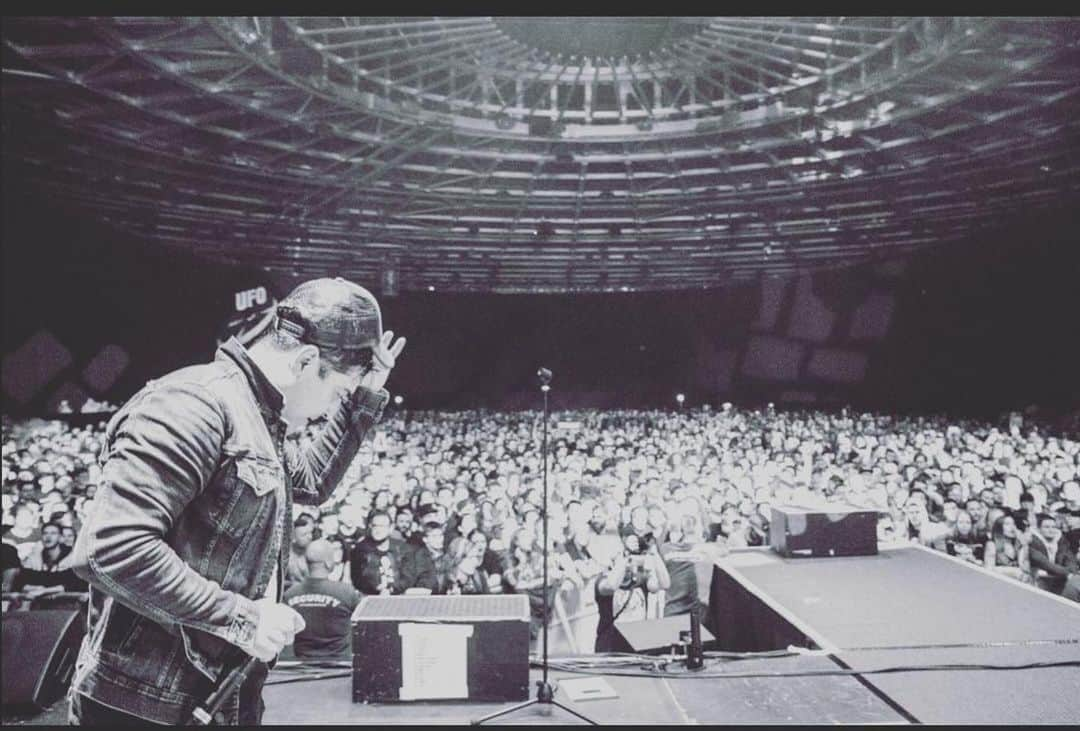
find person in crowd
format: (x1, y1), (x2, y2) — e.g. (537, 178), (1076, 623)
(407, 505), (446, 547)
(392, 506), (414, 541)
(941, 498), (961, 529)
(903, 493), (950, 547)
(661, 508), (726, 619)
(287, 514), (318, 588)
(399, 521), (444, 593)
(1058, 530), (1080, 602)
(324, 535), (351, 584)
(877, 512), (902, 545)
(984, 513), (1031, 582)
(283, 539), (362, 659)
(503, 527), (562, 639)
(1017, 491), (1038, 526)
(61, 525), (77, 549)
(23, 520), (72, 571)
(445, 536), (490, 595)
(65, 277), (406, 725)
(4, 388), (1080, 657)
(336, 504), (366, 549)
(965, 497), (991, 537)
(7, 504), (41, 562)
(466, 528), (506, 589)
(1064, 508), (1080, 534)
(350, 509), (406, 595)
(1063, 481), (1080, 513)
(2, 521), (21, 592)
(316, 513), (341, 543)
(564, 522), (603, 584)
(1027, 512), (1075, 594)
(594, 532), (671, 652)
(934, 509), (985, 564)
(706, 493), (727, 542)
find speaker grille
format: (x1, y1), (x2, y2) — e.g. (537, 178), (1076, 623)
(353, 595), (528, 621)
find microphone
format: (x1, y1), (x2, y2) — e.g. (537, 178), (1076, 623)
(191, 656), (259, 725)
(686, 612), (704, 671)
(536, 367), (552, 385)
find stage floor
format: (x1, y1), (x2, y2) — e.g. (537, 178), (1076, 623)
(4, 655), (908, 726)
(712, 545), (1080, 724)
(260, 656), (908, 725)
(716, 544), (1080, 650)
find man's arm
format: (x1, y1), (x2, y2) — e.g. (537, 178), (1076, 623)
(1029, 543), (1071, 578)
(285, 386), (389, 506)
(69, 383), (259, 649)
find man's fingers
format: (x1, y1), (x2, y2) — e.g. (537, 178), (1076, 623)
(369, 333), (406, 373)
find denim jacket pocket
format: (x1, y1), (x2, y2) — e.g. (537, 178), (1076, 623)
(211, 455), (279, 540)
(179, 625), (226, 681)
(236, 457), (276, 497)
(99, 600), (142, 658)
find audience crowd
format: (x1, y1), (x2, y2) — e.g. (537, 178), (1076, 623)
(4, 405), (1080, 657)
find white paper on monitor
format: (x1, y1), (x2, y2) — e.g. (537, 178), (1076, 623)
(398, 623), (474, 700)
(559, 677), (618, 702)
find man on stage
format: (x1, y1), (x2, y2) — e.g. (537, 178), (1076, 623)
(67, 277), (406, 725)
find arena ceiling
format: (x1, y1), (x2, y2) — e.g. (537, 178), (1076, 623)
(3, 17), (1080, 293)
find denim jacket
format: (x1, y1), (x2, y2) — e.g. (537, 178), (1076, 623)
(68, 338), (388, 724)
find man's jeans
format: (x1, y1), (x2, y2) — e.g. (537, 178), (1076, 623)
(69, 662), (269, 726)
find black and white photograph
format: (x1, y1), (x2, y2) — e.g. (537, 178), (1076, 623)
(2, 16), (1079, 726)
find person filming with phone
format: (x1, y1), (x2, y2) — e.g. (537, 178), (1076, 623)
(593, 531), (671, 652)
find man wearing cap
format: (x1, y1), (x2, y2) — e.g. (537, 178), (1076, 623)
(68, 277), (406, 725)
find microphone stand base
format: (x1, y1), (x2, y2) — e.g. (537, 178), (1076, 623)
(471, 679), (597, 726)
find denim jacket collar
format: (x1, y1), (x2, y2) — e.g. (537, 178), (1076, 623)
(217, 337), (285, 420)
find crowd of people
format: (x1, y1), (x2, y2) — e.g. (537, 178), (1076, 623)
(55, 398), (118, 415)
(4, 404), (1080, 657)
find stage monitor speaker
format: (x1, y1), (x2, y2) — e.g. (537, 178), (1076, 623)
(612, 614), (715, 655)
(770, 504), (878, 558)
(352, 595), (530, 703)
(1, 609), (85, 710)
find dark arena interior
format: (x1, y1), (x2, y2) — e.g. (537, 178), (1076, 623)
(2, 17), (1079, 726)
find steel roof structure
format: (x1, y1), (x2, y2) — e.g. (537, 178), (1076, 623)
(3, 17), (1079, 292)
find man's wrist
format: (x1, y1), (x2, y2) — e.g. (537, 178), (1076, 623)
(226, 593), (260, 650)
(349, 386), (390, 420)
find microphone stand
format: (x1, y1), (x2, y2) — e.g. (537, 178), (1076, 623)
(472, 368), (596, 725)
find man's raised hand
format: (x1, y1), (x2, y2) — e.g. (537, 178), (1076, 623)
(359, 330), (407, 392)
